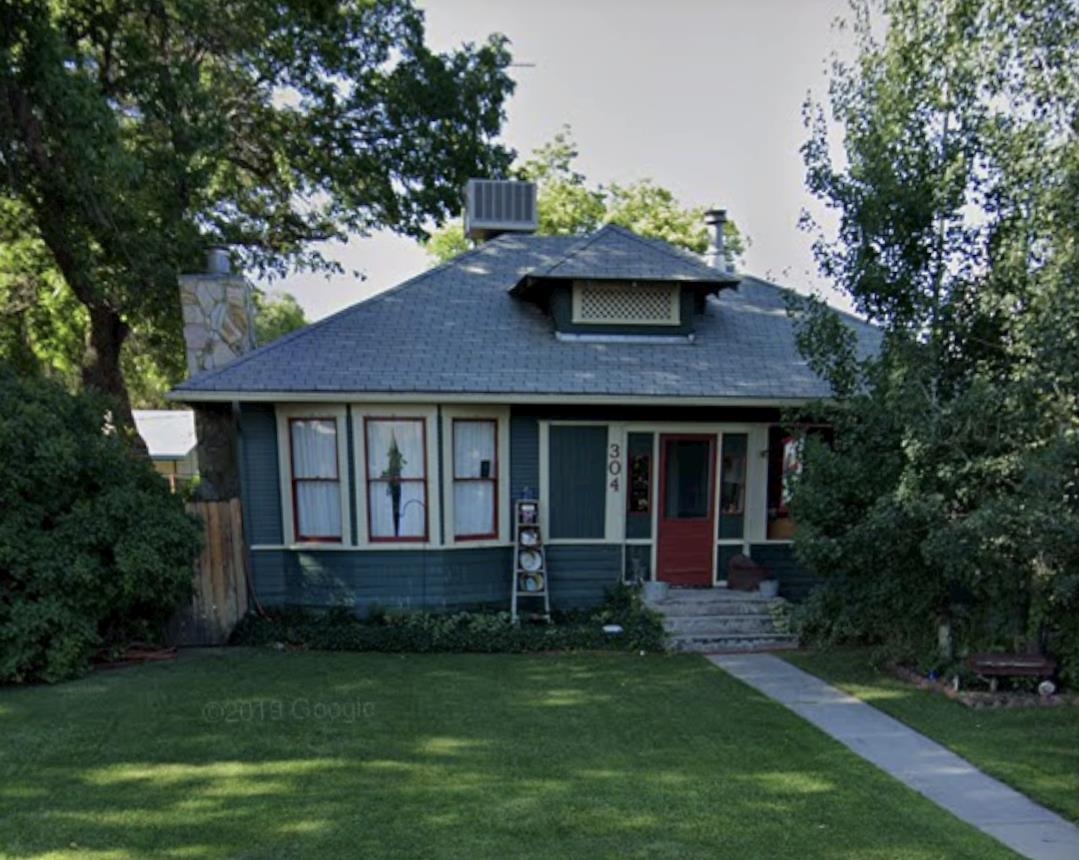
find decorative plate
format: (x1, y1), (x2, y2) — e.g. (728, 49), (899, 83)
(519, 528), (539, 547)
(518, 549), (542, 572)
(521, 572), (545, 592)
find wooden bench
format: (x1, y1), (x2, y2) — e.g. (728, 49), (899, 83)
(967, 653), (1057, 691)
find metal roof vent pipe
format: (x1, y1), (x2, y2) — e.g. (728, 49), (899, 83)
(205, 246), (231, 275)
(703, 209), (730, 274)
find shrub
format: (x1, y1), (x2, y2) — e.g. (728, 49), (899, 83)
(0, 371), (202, 683)
(788, 381), (1079, 684)
(232, 583), (666, 655)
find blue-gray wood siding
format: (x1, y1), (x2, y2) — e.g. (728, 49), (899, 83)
(716, 544), (742, 582)
(238, 404), (282, 545)
(234, 400), (804, 614)
(248, 543), (620, 612)
(749, 543), (819, 601)
(509, 412), (539, 531)
(548, 424), (607, 539)
(545, 544), (621, 609)
(250, 547), (513, 611)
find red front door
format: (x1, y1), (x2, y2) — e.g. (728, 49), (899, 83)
(657, 434), (716, 586)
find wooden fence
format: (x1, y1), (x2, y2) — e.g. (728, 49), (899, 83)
(167, 499), (250, 646)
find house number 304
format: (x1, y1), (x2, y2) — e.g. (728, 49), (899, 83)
(607, 443), (622, 492)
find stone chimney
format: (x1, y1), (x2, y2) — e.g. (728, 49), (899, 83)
(178, 247), (255, 500)
(179, 248), (256, 376)
(703, 209), (730, 273)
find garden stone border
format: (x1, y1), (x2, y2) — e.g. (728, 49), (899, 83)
(892, 665), (1079, 709)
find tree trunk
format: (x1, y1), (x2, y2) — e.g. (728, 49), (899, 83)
(82, 304), (147, 454)
(2, 80), (148, 453)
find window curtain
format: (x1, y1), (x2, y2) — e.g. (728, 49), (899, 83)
(369, 481), (426, 538)
(454, 482), (494, 537)
(720, 433), (747, 514)
(366, 419), (427, 539)
(367, 420), (425, 478)
(453, 420), (496, 537)
(290, 419), (341, 539)
(296, 484), (342, 538)
(453, 421), (495, 479)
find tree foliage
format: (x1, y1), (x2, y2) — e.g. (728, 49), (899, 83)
(254, 290), (309, 347)
(0, 370), (202, 683)
(0, 0), (515, 432)
(425, 128), (746, 263)
(790, 0), (1079, 681)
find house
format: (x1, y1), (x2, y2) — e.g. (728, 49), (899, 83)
(171, 181), (878, 613)
(132, 409), (198, 491)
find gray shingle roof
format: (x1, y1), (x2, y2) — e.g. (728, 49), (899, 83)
(173, 230), (880, 402)
(514, 224), (737, 286)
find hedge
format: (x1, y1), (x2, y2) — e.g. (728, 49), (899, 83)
(232, 585), (666, 654)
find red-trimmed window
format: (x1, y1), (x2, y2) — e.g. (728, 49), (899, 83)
(452, 419), (498, 540)
(289, 418), (342, 542)
(365, 418), (428, 542)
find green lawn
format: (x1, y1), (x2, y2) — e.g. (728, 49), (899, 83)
(0, 649), (1021, 859)
(785, 648), (1079, 825)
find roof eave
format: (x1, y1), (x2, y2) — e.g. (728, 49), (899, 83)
(167, 388), (817, 408)
(509, 272), (741, 298)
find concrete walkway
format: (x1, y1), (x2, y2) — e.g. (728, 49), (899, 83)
(710, 653), (1079, 860)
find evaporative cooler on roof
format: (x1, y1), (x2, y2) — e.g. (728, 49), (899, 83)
(464, 179), (538, 242)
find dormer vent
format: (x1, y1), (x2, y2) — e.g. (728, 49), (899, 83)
(572, 281), (680, 326)
(464, 179), (538, 242)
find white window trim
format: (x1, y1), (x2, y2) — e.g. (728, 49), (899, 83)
(571, 280), (680, 326)
(350, 404), (441, 549)
(441, 405), (511, 547)
(276, 404), (352, 548)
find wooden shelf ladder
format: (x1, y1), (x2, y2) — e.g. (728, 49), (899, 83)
(511, 499), (550, 623)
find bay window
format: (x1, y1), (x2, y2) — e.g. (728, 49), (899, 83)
(289, 418), (342, 542)
(365, 418), (428, 541)
(453, 419), (498, 540)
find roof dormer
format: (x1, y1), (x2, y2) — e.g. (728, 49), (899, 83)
(509, 224), (739, 341)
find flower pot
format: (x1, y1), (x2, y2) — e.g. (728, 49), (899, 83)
(642, 581), (669, 603)
(758, 580), (780, 599)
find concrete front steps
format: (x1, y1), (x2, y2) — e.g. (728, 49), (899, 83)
(647, 587), (799, 653)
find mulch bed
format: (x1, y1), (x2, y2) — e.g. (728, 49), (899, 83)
(892, 665), (1079, 709)
(93, 644), (177, 671)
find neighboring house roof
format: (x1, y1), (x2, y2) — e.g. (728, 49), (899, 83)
(513, 223), (738, 287)
(172, 231), (880, 403)
(133, 410), (197, 460)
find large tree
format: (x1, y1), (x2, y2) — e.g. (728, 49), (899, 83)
(425, 128), (746, 263)
(790, 0), (1079, 676)
(254, 290), (308, 348)
(0, 0), (514, 435)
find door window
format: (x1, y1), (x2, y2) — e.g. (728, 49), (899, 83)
(664, 439), (713, 519)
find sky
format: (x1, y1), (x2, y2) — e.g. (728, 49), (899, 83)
(269, 0), (855, 322)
